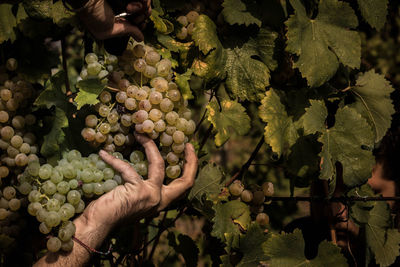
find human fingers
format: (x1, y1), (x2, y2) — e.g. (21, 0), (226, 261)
(131, 14), (147, 25)
(108, 21), (144, 41)
(158, 143), (197, 210)
(134, 132), (165, 187)
(126, 2), (143, 13)
(99, 150), (142, 183)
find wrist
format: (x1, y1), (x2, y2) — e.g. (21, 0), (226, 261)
(73, 214), (111, 250)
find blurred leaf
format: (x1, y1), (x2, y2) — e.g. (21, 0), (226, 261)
(212, 200), (251, 243)
(221, 0), (261, 27)
(254, 28), (279, 71)
(286, 0), (360, 87)
(237, 223), (269, 267)
(75, 78), (105, 110)
(350, 70), (394, 143)
(41, 107), (68, 158)
(175, 70), (194, 100)
(259, 89), (298, 157)
(0, 4), (17, 43)
(22, 0), (51, 19)
(207, 100), (251, 146)
(357, 0), (388, 30)
(264, 229), (348, 266)
(16, 3), (28, 24)
(167, 232), (199, 267)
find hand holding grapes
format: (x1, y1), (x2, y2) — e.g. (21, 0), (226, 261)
(70, 0), (151, 41)
(34, 133), (197, 267)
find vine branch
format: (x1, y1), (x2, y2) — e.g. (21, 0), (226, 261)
(61, 38), (71, 97)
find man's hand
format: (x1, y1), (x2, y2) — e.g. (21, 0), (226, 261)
(76, 0), (152, 41)
(81, 133), (197, 231)
(34, 133), (197, 266)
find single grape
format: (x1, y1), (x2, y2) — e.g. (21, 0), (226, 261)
(149, 91), (163, 105)
(8, 198), (21, 211)
(165, 126), (177, 135)
(172, 143), (185, 153)
(85, 115), (98, 127)
(256, 213), (270, 226)
(12, 115), (25, 129)
(67, 190), (81, 205)
(82, 183), (94, 194)
(143, 65), (156, 78)
(51, 169), (64, 184)
(47, 237), (62, 252)
(167, 89), (181, 102)
(42, 181), (57, 195)
(57, 181), (70, 195)
(153, 77), (169, 92)
(121, 114), (133, 127)
(3, 186), (16, 200)
(133, 44), (146, 57)
(154, 120), (166, 132)
(229, 182), (244, 197)
(25, 114), (37, 125)
(87, 62), (102, 76)
(176, 27), (188, 40)
(160, 133), (173, 146)
(1, 126), (14, 141)
(85, 53), (98, 64)
(81, 128), (96, 142)
(165, 111), (179, 125)
(0, 110), (9, 123)
(166, 152), (180, 165)
(125, 97), (137, 111)
(93, 183), (104, 195)
(59, 203), (75, 221)
(186, 11), (199, 23)
(145, 51), (161, 65)
(132, 110), (148, 123)
(45, 211), (61, 227)
(98, 104), (110, 117)
(134, 89), (148, 101)
(15, 153), (28, 166)
(134, 162), (148, 176)
(28, 190), (41, 202)
(39, 222), (52, 234)
(177, 15), (188, 26)
(27, 202), (42, 216)
(176, 118), (188, 132)
(134, 58), (147, 72)
(166, 165), (181, 179)
(46, 198), (60, 212)
(19, 143), (31, 154)
(103, 167), (114, 180)
(103, 180), (118, 192)
(116, 91), (127, 103)
(187, 22), (195, 35)
(240, 190), (253, 203)
(61, 239), (74, 252)
(95, 132), (107, 143)
(173, 131), (185, 144)
(262, 182), (274, 197)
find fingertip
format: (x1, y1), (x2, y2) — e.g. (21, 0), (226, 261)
(134, 132), (151, 144)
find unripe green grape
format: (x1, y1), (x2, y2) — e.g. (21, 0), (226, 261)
(252, 191), (265, 205)
(74, 200), (85, 213)
(50, 169), (63, 184)
(62, 164), (77, 179)
(28, 190), (41, 202)
(172, 131), (185, 144)
(184, 120), (196, 135)
(176, 118), (188, 132)
(134, 162), (148, 176)
(256, 213), (270, 226)
(67, 190), (81, 205)
(240, 190), (253, 202)
(53, 193), (66, 204)
(130, 151), (144, 164)
(127, 85), (139, 97)
(143, 65), (157, 78)
(46, 198), (60, 212)
(145, 51), (161, 65)
(103, 180), (118, 192)
(165, 111), (178, 125)
(262, 182), (274, 197)
(166, 165), (181, 179)
(45, 211), (61, 227)
(82, 183), (93, 194)
(93, 183), (104, 195)
(121, 114), (132, 127)
(103, 167), (114, 180)
(167, 89), (181, 102)
(8, 198), (21, 211)
(87, 62), (102, 76)
(134, 58), (147, 72)
(160, 133), (173, 146)
(172, 142), (185, 153)
(47, 237), (62, 252)
(186, 11), (199, 23)
(85, 115), (98, 127)
(165, 126), (176, 135)
(166, 152), (180, 165)
(67, 150), (82, 162)
(69, 179), (79, 189)
(98, 104), (110, 117)
(1, 126), (14, 141)
(177, 15), (188, 26)
(39, 222), (52, 234)
(116, 91), (127, 103)
(156, 61), (171, 77)
(36, 209), (48, 223)
(59, 203), (75, 221)
(85, 53), (98, 64)
(160, 98), (174, 113)
(28, 202), (42, 216)
(43, 181), (57, 195)
(176, 27), (188, 40)
(229, 182), (244, 197)
(154, 119), (166, 132)
(56, 181), (70, 195)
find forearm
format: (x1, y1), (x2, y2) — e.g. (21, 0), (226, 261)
(33, 215), (110, 267)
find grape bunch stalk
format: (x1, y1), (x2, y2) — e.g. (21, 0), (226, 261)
(23, 149), (148, 252)
(79, 42), (196, 179)
(226, 180), (275, 227)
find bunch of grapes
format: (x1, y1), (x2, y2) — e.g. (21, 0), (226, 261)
(23, 149), (148, 252)
(0, 58), (39, 180)
(79, 43), (196, 179)
(226, 180), (274, 227)
(176, 11), (200, 40)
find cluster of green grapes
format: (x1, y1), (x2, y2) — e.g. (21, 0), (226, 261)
(23, 149), (147, 252)
(176, 11), (199, 40)
(227, 180), (274, 227)
(79, 43), (196, 179)
(0, 58), (39, 181)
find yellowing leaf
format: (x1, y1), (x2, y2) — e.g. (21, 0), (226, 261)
(259, 89), (298, 157)
(207, 100), (251, 146)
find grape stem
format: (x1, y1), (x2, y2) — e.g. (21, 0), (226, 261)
(225, 136), (265, 187)
(147, 211), (168, 261)
(106, 86), (121, 92)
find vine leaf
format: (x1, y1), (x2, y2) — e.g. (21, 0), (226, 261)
(188, 163), (225, 205)
(212, 200), (251, 245)
(192, 15), (220, 55)
(22, 0), (75, 27)
(175, 70), (194, 100)
(157, 33), (192, 53)
(237, 223), (270, 267)
(167, 232), (199, 267)
(0, 4), (17, 44)
(357, 0), (388, 30)
(259, 89), (298, 157)
(254, 29), (279, 71)
(348, 186), (400, 267)
(41, 107), (68, 158)
(74, 79), (105, 110)
(301, 102), (375, 186)
(34, 71), (69, 110)
(221, 0), (261, 27)
(225, 39), (270, 101)
(285, 0), (361, 87)
(150, 9), (174, 34)
(264, 229), (348, 266)
(350, 70), (395, 143)
(207, 100), (251, 146)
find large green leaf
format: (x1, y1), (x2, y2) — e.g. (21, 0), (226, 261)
(212, 200), (251, 243)
(254, 29), (278, 71)
(301, 100), (328, 135)
(34, 71), (69, 110)
(259, 89), (298, 157)
(192, 15), (220, 55)
(221, 0), (261, 27)
(41, 107), (68, 158)
(74, 79), (105, 110)
(225, 39), (270, 101)
(357, 0), (388, 30)
(207, 100), (251, 146)
(314, 105), (374, 186)
(285, 0), (360, 87)
(264, 229), (348, 266)
(350, 70), (394, 143)
(0, 4), (17, 44)
(237, 223), (269, 267)
(188, 163), (225, 204)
